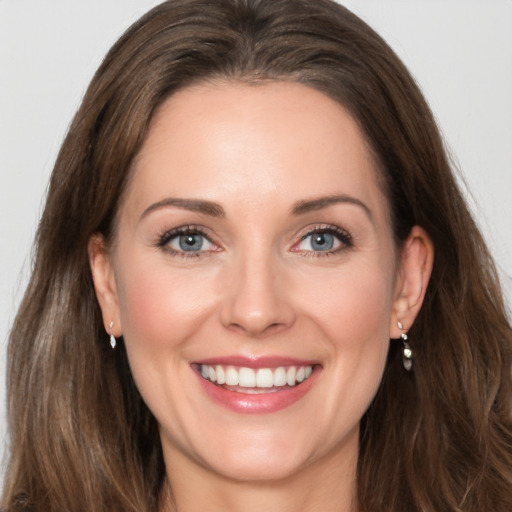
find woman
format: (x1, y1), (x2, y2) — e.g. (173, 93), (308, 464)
(3, 0), (511, 511)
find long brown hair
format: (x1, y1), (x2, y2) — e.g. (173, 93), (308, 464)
(3, 1), (511, 510)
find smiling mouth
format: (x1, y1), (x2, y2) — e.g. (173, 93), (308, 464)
(197, 364), (314, 393)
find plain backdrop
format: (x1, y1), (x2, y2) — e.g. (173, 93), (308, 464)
(1, 0), (511, 478)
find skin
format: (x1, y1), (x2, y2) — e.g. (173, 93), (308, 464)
(89, 81), (433, 512)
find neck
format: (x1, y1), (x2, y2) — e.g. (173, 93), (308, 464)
(161, 439), (359, 512)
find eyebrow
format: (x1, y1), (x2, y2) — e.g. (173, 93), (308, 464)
(291, 194), (372, 219)
(140, 198), (225, 219)
(140, 194), (371, 220)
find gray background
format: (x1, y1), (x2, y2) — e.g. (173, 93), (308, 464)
(1, 0), (511, 478)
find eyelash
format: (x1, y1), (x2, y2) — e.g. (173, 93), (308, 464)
(157, 225), (217, 259)
(294, 225), (353, 257)
(156, 224), (353, 259)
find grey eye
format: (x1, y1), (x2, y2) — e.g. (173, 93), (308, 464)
(309, 233), (334, 251)
(165, 232), (215, 253)
(178, 234), (204, 251)
(298, 231), (341, 252)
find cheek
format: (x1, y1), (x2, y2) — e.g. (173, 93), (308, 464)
(298, 260), (396, 344)
(296, 257), (395, 408)
(115, 259), (218, 356)
(304, 262), (395, 412)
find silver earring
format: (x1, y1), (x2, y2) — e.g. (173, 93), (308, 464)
(109, 321), (116, 349)
(398, 321), (412, 371)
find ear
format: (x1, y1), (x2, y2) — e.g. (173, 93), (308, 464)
(389, 226), (434, 338)
(88, 234), (122, 336)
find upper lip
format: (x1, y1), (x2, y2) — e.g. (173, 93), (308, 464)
(193, 355), (321, 369)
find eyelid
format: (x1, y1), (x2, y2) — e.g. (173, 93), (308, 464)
(157, 225), (222, 256)
(156, 223), (352, 258)
(290, 224), (353, 254)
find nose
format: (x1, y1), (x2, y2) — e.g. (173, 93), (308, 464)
(220, 252), (296, 338)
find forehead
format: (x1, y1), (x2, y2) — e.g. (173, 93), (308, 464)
(124, 80), (389, 221)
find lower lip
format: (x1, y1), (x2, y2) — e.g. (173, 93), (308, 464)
(194, 367), (320, 414)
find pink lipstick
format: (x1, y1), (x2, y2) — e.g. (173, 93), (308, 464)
(192, 356), (321, 414)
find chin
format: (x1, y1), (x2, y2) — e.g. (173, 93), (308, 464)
(193, 420), (348, 484)
(205, 448), (312, 483)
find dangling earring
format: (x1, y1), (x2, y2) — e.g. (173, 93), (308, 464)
(398, 321), (412, 371)
(109, 321), (116, 349)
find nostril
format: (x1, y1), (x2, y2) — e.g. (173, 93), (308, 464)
(225, 319), (291, 338)
(219, 264), (296, 335)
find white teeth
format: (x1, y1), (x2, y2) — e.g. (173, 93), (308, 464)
(256, 368), (274, 388)
(199, 364), (314, 388)
(286, 367), (296, 386)
(216, 365), (225, 385)
(239, 367), (256, 387)
(274, 367), (287, 387)
(225, 367), (239, 386)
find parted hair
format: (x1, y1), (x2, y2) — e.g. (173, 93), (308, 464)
(3, 1), (512, 511)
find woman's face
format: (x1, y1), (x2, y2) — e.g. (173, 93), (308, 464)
(95, 81), (408, 482)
